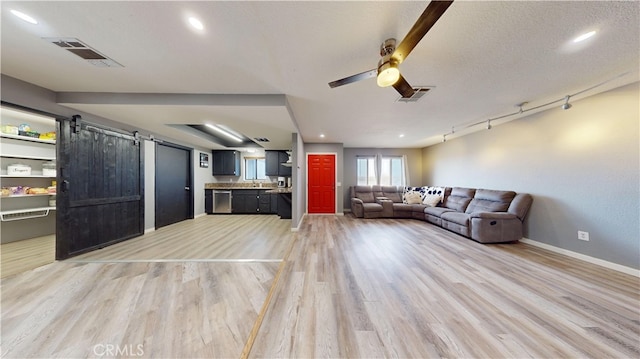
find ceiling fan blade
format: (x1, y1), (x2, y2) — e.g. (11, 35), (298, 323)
(393, 0), (454, 64)
(328, 69), (377, 88)
(393, 75), (415, 98)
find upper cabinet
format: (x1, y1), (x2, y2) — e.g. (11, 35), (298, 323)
(265, 150), (291, 177)
(212, 150), (240, 176)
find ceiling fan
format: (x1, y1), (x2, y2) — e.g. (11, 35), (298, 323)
(328, 0), (454, 98)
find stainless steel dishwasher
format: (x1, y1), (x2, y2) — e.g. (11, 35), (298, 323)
(213, 190), (232, 213)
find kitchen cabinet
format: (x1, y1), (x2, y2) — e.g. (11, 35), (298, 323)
(231, 189), (273, 214)
(265, 150), (291, 177)
(0, 106), (57, 243)
(212, 150), (240, 176)
(205, 189), (213, 214)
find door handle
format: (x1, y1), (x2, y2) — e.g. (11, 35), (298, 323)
(185, 187), (190, 190)
(61, 180), (70, 192)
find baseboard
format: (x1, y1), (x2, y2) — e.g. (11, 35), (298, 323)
(194, 212), (207, 219)
(144, 227), (155, 234)
(291, 213), (306, 232)
(520, 238), (639, 277)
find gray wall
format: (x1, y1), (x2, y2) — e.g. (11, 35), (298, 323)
(342, 148), (423, 211)
(291, 133), (305, 229)
(422, 82), (639, 270)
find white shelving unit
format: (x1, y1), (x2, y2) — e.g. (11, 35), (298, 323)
(0, 106), (57, 243)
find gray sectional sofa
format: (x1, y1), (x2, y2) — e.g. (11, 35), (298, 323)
(350, 185), (533, 244)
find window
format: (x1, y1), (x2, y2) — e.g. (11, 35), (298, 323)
(244, 157), (266, 180)
(356, 157), (376, 185)
(356, 155), (407, 186)
(379, 156), (404, 186)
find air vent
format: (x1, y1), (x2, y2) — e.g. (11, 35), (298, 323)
(395, 87), (434, 103)
(43, 37), (123, 68)
(254, 137), (270, 142)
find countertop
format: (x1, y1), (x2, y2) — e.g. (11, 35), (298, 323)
(264, 188), (293, 194)
(205, 183), (277, 190)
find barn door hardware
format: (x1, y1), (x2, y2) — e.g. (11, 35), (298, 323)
(71, 115), (82, 134)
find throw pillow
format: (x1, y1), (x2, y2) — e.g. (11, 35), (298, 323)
(422, 194), (441, 207)
(405, 192), (422, 204)
(402, 186), (421, 204)
(425, 186), (446, 202)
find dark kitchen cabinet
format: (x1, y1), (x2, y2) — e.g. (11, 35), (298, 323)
(265, 150), (291, 177)
(259, 190), (271, 213)
(231, 189), (273, 214)
(270, 194), (278, 213)
(212, 150), (240, 176)
(205, 189), (213, 214)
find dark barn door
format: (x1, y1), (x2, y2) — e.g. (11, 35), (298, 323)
(56, 116), (144, 259)
(155, 142), (192, 229)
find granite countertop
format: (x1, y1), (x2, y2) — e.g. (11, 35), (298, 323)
(205, 183), (278, 190)
(264, 188), (293, 194)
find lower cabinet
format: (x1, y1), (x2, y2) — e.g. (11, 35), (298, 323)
(231, 189), (275, 214)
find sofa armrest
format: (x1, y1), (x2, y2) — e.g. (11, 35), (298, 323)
(470, 212), (523, 243)
(351, 198), (364, 205)
(470, 212), (517, 220)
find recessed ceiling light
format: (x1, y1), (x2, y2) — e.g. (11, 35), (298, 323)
(320, 134), (325, 138)
(11, 10), (38, 24)
(205, 124), (242, 142)
(188, 17), (204, 30)
(399, 134), (405, 138)
(573, 30), (596, 43)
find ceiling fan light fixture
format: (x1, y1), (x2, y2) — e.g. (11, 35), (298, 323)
(377, 57), (400, 87)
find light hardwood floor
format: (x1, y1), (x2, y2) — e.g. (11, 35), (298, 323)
(249, 215), (640, 358)
(1, 234), (55, 278)
(1, 214), (639, 358)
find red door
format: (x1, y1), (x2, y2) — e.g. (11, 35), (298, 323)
(308, 154), (335, 214)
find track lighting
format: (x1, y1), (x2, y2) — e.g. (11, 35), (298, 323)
(487, 120), (492, 130)
(562, 95), (572, 110)
(442, 134), (447, 143)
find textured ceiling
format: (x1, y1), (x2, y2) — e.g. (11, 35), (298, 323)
(1, 1), (638, 150)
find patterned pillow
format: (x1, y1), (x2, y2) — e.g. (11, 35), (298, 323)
(403, 186), (425, 204)
(424, 186), (445, 202)
(422, 194), (441, 207)
(405, 192), (422, 204)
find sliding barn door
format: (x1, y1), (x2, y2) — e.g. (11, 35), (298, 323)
(56, 116), (144, 259)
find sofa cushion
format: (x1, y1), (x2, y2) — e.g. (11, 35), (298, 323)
(353, 186), (375, 203)
(381, 186), (403, 203)
(465, 189), (515, 214)
(392, 203), (413, 212)
(424, 206), (454, 217)
(443, 187), (475, 212)
(441, 212), (471, 226)
(362, 203), (383, 212)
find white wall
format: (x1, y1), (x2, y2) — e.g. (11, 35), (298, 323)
(144, 140), (155, 232)
(193, 149), (213, 218)
(422, 82), (640, 270)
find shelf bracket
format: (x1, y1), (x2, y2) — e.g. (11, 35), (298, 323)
(71, 115), (82, 134)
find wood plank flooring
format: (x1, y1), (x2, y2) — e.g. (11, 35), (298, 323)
(249, 215), (640, 358)
(0, 234), (55, 278)
(72, 214), (291, 261)
(1, 214), (639, 358)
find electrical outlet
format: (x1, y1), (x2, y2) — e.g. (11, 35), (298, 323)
(578, 231), (590, 241)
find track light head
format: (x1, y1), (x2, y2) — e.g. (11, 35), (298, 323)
(442, 134), (447, 143)
(562, 95), (572, 110)
(487, 120), (492, 130)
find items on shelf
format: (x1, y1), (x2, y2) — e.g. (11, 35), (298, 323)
(7, 163), (31, 175)
(1, 122), (56, 140)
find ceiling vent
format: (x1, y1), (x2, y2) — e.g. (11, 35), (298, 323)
(43, 37), (123, 68)
(254, 137), (270, 142)
(395, 87), (434, 103)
